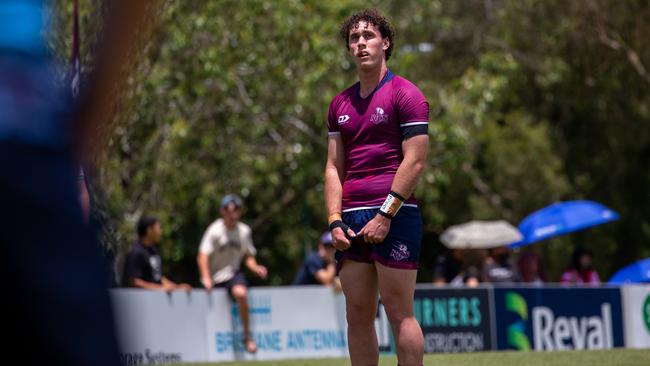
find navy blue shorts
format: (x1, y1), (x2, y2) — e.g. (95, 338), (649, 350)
(215, 271), (248, 300)
(336, 206), (422, 270)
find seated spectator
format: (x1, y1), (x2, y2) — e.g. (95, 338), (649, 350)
(122, 216), (191, 292)
(517, 251), (546, 285)
(293, 232), (342, 291)
(560, 247), (600, 284)
(432, 248), (464, 285)
(450, 249), (486, 287)
(483, 246), (519, 284)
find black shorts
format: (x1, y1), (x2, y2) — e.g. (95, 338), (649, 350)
(214, 271), (248, 300)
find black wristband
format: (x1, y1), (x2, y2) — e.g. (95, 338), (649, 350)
(377, 210), (394, 220)
(389, 190), (407, 202)
(329, 220), (353, 240)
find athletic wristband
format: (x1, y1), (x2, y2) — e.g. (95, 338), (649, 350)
(379, 191), (405, 219)
(329, 220), (353, 240)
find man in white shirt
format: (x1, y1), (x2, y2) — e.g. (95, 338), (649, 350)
(197, 194), (267, 354)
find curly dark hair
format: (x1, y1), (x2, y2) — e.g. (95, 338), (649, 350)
(339, 9), (395, 61)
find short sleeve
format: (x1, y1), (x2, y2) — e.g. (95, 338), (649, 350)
(122, 250), (144, 286)
(198, 224), (217, 255)
(241, 224), (257, 256)
(396, 81), (429, 139)
(327, 97), (341, 136)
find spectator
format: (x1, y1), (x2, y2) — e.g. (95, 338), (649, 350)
(517, 251), (546, 285)
(560, 247), (601, 284)
(197, 194), (267, 354)
(292, 232), (342, 291)
(122, 216), (191, 292)
(483, 246), (519, 283)
(432, 249), (464, 285)
(450, 249), (485, 287)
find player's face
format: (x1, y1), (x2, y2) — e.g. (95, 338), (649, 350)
(347, 21), (389, 70)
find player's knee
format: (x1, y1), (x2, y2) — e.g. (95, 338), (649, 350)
(346, 302), (376, 326)
(382, 301), (413, 323)
(231, 285), (248, 300)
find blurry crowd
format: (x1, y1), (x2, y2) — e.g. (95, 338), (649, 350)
(431, 246), (601, 287)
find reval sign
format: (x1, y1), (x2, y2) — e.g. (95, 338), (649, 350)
(494, 288), (624, 351)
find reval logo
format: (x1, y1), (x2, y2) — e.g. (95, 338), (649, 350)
(505, 292), (531, 351)
(370, 107), (389, 124)
(642, 295), (650, 333)
(504, 291), (614, 351)
(337, 115), (350, 124)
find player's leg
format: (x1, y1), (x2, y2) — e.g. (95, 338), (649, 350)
(229, 272), (256, 353)
(376, 263), (423, 365)
(339, 260), (379, 365)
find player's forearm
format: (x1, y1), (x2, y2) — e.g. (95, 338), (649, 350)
(244, 255), (258, 271)
(325, 164), (344, 221)
(132, 278), (164, 291)
(197, 253), (211, 279)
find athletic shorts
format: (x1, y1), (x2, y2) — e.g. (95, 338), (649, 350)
(336, 206), (422, 271)
(214, 271), (248, 300)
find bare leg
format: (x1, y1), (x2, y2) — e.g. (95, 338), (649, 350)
(339, 261), (379, 365)
(231, 284), (256, 353)
(376, 262), (423, 366)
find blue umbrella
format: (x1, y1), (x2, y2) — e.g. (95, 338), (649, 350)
(509, 200), (619, 249)
(608, 258), (650, 284)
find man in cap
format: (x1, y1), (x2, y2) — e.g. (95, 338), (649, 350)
(292, 231), (342, 291)
(197, 194), (267, 354)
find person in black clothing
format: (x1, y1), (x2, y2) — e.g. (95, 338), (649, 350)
(432, 249), (464, 285)
(122, 216), (191, 292)
(293, 232), (341, 291)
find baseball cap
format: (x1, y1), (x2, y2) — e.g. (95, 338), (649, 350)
(319, 231), (333, 246)
(220, 194), (243, 209)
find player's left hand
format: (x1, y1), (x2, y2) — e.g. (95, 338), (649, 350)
(255, 265), (268, 280)
(358, 214), (391, 244)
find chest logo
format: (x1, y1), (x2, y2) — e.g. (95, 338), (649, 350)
(337, 115), (350, 124)
(370, 107), (389, 124)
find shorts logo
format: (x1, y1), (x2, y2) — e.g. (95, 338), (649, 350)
(390, 243), (410, 261)
(370, 107), (389, 124)
(337, 115), (350, 124)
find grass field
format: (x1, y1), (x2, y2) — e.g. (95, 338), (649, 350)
(167, 349), (649, 366)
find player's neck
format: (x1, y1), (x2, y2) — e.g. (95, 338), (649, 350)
(358, 63), (388, 98)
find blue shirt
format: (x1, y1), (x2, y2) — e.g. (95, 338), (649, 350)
(292, 252), (327, 285)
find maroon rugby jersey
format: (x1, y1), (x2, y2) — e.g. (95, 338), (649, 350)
(327, 70), (429, 211)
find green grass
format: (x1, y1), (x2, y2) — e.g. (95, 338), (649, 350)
(166, 349), (649, 366)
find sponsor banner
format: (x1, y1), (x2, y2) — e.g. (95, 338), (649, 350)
(494, 287), (624, 351)
(111, 289), (226, 364)
(414, 288), (494, 353)
(205, 286), (349, 361)
(621, 285), (650, 348)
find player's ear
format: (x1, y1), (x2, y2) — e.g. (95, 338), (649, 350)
(383, 37), (390, 51)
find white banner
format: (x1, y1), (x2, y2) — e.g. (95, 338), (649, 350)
(621, 285), (650, 348)
(205, 286), (349, 361)
(111, 287), (361, 363)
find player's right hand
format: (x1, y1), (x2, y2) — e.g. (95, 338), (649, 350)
(331, 226), (356, 251)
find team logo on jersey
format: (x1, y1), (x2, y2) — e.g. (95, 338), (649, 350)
(370, 107), (389, 124)
(337, 115), (350, 124)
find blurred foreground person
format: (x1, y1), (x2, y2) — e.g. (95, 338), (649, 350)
(197, 194), (268, 354)
(0, 1), (150, 364)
